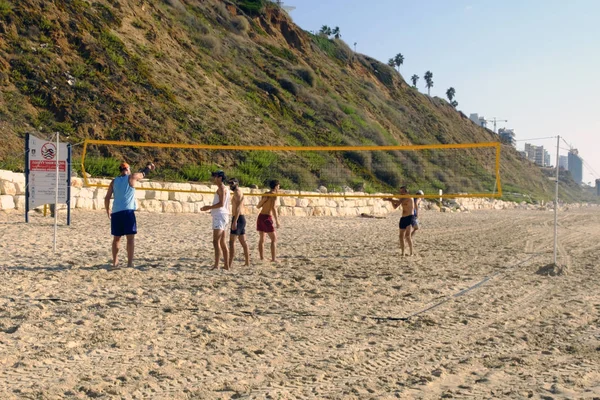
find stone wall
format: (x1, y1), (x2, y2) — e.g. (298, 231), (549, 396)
(2, 169), (595, 215)
(0, 170), (394, 216)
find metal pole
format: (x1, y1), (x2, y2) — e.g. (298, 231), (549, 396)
(54, 132), (59, 253)
(553, 135), (559, 265)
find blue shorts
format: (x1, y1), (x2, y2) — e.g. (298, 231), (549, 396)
(111, 210), (137, 237)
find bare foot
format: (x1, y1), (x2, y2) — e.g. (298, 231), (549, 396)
(210, 266), (220, 270)
(127, 263), (134, 268)
(108, 264), (120, 271)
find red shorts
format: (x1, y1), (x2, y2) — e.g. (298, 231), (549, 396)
(257, 214), (275, 232)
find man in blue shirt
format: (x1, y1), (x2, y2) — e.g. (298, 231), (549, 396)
(104, 161), (155, 270)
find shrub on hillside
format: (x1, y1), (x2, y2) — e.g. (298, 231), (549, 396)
(278, 77), (298, 96)
(236, 0), (267, 16)
(294, 67), (316, 87)
(232, 16), (250, 34)
(195, 34), (221, 52)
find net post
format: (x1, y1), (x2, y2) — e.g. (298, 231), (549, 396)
(553, 135), (559, 265)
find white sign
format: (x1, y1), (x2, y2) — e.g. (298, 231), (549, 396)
(28, 134), (69, 209)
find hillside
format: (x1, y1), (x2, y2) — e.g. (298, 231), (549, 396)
(0, 0), (593, 201)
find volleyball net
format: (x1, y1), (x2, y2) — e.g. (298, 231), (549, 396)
(81, 140), (502, 199)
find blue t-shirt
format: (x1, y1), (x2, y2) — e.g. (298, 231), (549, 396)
(112, 175), (136, 213)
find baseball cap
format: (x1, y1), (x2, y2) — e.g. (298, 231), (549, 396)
(416, 190), (424, 195)
(119, 162), (130, 171)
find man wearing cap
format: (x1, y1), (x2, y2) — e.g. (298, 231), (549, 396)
(201, 171), (230, 270)
(104, 161), (155, 270)
(384, 185), (415, 256)
(412, 190), (423, 239)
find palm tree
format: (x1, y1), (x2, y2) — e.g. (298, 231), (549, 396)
(446, 87), (456, 102)
(393, 53), (404, 71)
(411, 74), (419, 88)
(319, 25), (331, 36)
(332, 26), (341, 39)
(424, 71), (433, 95)
(388, 58), (396, 68)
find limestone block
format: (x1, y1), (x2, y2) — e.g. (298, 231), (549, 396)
(146, 190), (169, 201)
(79, 188), (94, 199)
(292, 207), (309, 217)
(162, 201), (183, 213)
(181, 202), (195, 213)
(281, 196), (296, 207)
(71, 177), (83, 188)
(277, 206), (293, 217)
(139, 200), (162, 213)
(326, 200), (337, 208)
(14, 181), (26, 195)
(13, 195), (25, 210)
(188, 192), (203, 202)
(169, 191), (189, 202)
(296, 198), (309, 207)
(92, 199), (104, 210)
(329, 208), (339, 217)
(165, 182), (192, 192)
(203, 194), (214, 205)
(194, 203), (206, 213)
(76, 197), (93, 209)
(0, 170), (16, 182)
(245, 195), (259, 206)
(0, 181), (17, 195)
(134, 188), (146, 200)
(95, 188), (108, 200)
(344, 200), (356, 208)
(312, 206), (326, 216)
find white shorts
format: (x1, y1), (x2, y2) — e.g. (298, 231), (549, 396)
(212, 214), (229, 230)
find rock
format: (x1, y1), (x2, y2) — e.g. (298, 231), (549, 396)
(318, 186), (327, 193)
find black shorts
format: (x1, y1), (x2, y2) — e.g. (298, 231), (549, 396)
(399, 215), (415, 230)
(111, 210), (137, 237)
(230, 215), (246, 235)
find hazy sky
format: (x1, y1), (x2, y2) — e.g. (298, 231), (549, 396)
(288, 0), (600, 184)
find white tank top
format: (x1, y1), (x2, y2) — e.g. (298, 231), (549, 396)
(210, 187), (230, 216)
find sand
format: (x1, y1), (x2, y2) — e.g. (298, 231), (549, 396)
(0, 207), (599, 399)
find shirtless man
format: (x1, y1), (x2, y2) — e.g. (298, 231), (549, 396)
(385, 185), (415, 256)
(228, 178), (250, 268)
(256, 179), (280, 262)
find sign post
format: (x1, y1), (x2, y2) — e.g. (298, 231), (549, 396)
(25, 133), (72, 230)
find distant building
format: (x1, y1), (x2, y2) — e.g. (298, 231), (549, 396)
(544, 151), (551, 167)
(596, 179), (600, 196)
(469, 113), (487, 129)
(559, 155), (568, 170)
(523, 143), (549, 166)
(498, 128), (516, 147)
(568, 149), (583, 184)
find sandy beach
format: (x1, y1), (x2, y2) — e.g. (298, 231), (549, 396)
(0, 207), (599, 399)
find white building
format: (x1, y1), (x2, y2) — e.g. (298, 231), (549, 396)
(469, 113), (487, 129)
(524, 143), (550, 167)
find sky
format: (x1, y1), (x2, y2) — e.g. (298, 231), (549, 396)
(287, 0), (600, 185)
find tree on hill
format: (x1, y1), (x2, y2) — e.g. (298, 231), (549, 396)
(424, 71), (434, 95)
(451, 100), (458, 108)
(319, 25), (332, 36)
(332, 26), (341, 39)
(393, 53), (404, 71)
(411, 74), (419, 88)
(446, 87), (455, 102)
(388, 58), (396, 68)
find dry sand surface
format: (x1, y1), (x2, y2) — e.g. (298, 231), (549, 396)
(0, 207), (599, 399)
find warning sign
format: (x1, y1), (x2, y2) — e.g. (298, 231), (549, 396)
(27, 134), (70, 209)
